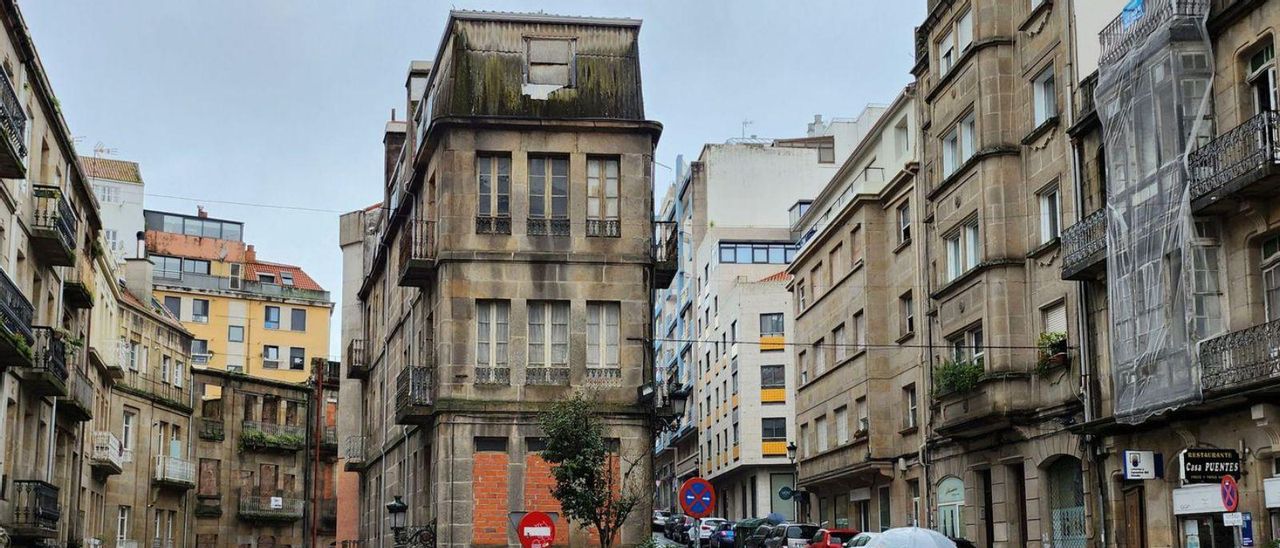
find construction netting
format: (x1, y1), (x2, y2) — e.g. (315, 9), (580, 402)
(1095, 0), (1216, 424)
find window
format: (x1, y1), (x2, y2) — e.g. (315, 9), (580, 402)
(759, 313), (784, 337)
(800, 423), (810, 458)
(833, 324), (847, 362)
(587, 302), (621, 370)
(856, 397), (868, 433)
(898, 203), (911, 244)
(192, 299), (209, 323)
(122, 409), (137, 450)
(586, 157), (620, 236)
(1264, 235), (1280, 321)
(117, 506), (131, 542)
(182, 259), (210, 275)
(528, 301), (569, 369)
(949, 325), (985, 367)
(1191, 220), (1224, 337)
(942, 113), (976, 177)
(813, 339), (826, 376)
(834, 406), (849, 445)
(161, 356), (171, 385)
(797, 282), (807, 311)
(945, 219), (980, 281)
(815, 415), (828, 452)
(1039, 186), (1061, 244)
(290, 308), (306, 332)
(1043, 302), (1068, 336)
(852, 311), (865, 352)
(900, 292), (915, 337)
(1033, 66), (1058, 125)
(257, 273), (275, 284)
(937, 10), (972, 76)
(879, 486), (892, 532)
(529, 156), (569, 221)
(263, 346), (280, 369)
(228, 325), (244, 343)
(279, 271), (294, 286)
(477, 154), (512, 218)
(937, 477), (965, 538)
(264, 306), (280, 329)
(894, 118), (910, 159)
(761, 417), (787, 439)
(850, 226), (864, 265)
(163, 296), (181, 318)
(289, 347), (305, 370)
(155, 256), (182, 279)
(798, 350), (808, 384)
(904, 384), (919, 429)
(761, 364), (785, 388)
(192, 339), (209, 365)
(718, 242), (797, 264)
(476, 300), (510, 382)
(730, 320), (738, 346)
(1248, 44), (1276, 115)
(526, 38), (574, 86)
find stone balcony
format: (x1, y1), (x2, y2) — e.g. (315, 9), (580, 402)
(58, 365), (95, 422)
(398, 218), (438, 287)
(90, 431), (125, 476)
(344, 435), (367, 472)
(1060, 209), (1107, 281)
(152, 455), (195, 490)
(345, 338), (368, 380)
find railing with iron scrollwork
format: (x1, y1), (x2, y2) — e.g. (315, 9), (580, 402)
(1188, 110), (1280, 201)
(395, 520), (438, 548)
(12, 479), (60, 533)
(1199, 319), (1280, 392)
(396, 365), (433, 411)
(31, 326), (68, 381)
(1061, 209), (1108, 274)
(344, 435), (367, 464)
(527, 217), (570, 237)
(1099, 0), (1208, 66)
(476, 215), (512, 235)
(0, 69), (25, 158)
(0, 263), (33, 342)
(526, 366), (570, 386)
(586, 218), (621, 238)
(32, 184), (78, 251)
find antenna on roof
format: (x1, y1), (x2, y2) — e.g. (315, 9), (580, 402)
(741, 119), (754, 139)
(93, 142), (118, 158)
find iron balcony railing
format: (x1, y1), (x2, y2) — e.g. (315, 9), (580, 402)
(527, 217), (570, 237)
(653, 220), (678, 289)
(237, 489), (305, 521)
(346, 338), (368, 379)
(1061, 209), (1108, 276)
(62, 365), (95, 419)
(398, 218), (438, 265)
(396, 365), (433, 410)
(1188, 110), (1280, 201)
(1199, 319), (1280, 393)
(476, 215), (512, 235)
(30, 326), (68, 382)
(12, 479), (60, 535)
(32, 184), (78, 252)
(199, 417), (225, 441)
(0, 266), (33, 343)
(119, 369), (189, 410)
(586, 218), (621, 238)
(344, 435), (367, 464)
(150, 540), (175, 548)
(526, 366), (570, 386)
(0, 68), (27, 159)
(91, 431), (125, 472)
(1077, 72), (1099, 119)
(153, 455), (195, 487)
(322, 426), (338, 448)
(1099, 0), (1209, 65)
(151, 271), (330, 302)
(116, 541), (140, 548)
(242, 420), (306, 439)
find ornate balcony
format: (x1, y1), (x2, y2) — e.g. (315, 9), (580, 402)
(586, 218), (621, 238)
(653, 220), (678, 289)
(194, 495), (222, 518)
(1200, 319), (1280, 394)
(199, 417), (225, 441)
(117, 369), (191, 413)
(152, 455), (195, 489)
(344, 435), (367, 472)
(0, 267), (34, 370)
(476, 215), (511, 235)
(237, 489), (304, 522)
(240, 420), (305, 452)
(90, 431), (125, 475)
(1061, 209), (1108, 281)
(58, 365), (95, 422)
(321, 426), (338, 454)
(89, 339), (128, 380)
(346, 338), (368, 380)
(526, 366), (570, 386)
(1099, 0), (1208, 66)
(9, 479), (59, 540)
(17, 326), (69, 397)
(319, 359), (341, 387)
(398, 218), (437, 287)
(1188, 110), (1280, 212)
(395, 364), (433, 425)
(0, 68), (27, 178)
(62, 258), (95, 309)
(30, 184), (78, 267)
(527, 217), (570, 237)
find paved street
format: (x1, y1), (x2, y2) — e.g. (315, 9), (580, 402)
(653, 532), (685, 546)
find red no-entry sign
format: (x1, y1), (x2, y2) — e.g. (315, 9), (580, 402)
(1221, 475), (1239, 512)
(518, 511), (556, 548)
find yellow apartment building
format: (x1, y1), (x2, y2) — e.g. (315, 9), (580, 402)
(141, 207), (332, 384)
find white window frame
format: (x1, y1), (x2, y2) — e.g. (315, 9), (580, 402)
(1039, 186), (1061, 244)
(587, 302), (621, 371)
(898, 202), (912, 243)
(587, 157), (620, 222)
(527, 301), (569, 369)
(938, 11), (973, 77)
(834, 406), (849, 445)
(476, 300), (511, 383)
(477, 155), (512, 218)
(856, 396), (869, 433)
(942, 113), (975, 178)
(117, 506), (131, 542)
(906, 385), (919, 429)
(1033, 66), (1058, 125)
(945, 219), (981, 281)
(1264, 235), (1280, 322)
(528, 155), (570, 220)
(815, 415), (829, 453)
(122, 409), (136, 450)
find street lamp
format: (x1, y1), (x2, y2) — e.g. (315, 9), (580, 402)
(387, 495), (408, 533)
(386, 495), (437, 548)
(786, 441), (797, 463)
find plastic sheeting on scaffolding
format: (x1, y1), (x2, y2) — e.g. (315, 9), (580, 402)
(1095, 0), (1218, 424)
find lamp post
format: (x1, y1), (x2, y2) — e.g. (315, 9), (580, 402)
(386, 496), (436, 548)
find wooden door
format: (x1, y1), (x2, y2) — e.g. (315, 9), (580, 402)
(258, 464), (277, 497)
(198, 458), (220, 496)
(1123, 487), (1145, 548)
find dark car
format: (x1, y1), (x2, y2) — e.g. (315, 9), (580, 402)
(709, 521), (736, 548)
(743, 524), (774, 548)
(764, 524), (820, 548)
(667, 514), (695, 543)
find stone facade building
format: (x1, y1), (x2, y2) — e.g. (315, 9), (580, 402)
(340, 11), (666, 547)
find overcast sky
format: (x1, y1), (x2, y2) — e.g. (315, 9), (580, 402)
(21, 1), (923, 358)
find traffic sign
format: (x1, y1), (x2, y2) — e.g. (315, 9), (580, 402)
(1221, 475), (1239, 512)
(680, 477), (716, 518)
(779, 486), (794, 501)
(517, 511), (556, 548)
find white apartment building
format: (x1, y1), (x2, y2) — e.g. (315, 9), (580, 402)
(82, 156), (144, 265)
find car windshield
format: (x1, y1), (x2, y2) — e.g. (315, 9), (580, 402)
(828, 535), (845, 544)
(787, 526), (819, 539)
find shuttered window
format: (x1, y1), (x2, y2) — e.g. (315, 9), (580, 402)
(1043, 302), (1067, 335)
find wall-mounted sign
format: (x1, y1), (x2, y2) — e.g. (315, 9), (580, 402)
(1183, 449), (1241, 484)
(1123, 450), (1161, 480)
(269, 496), (283, 509)
(1223, 512), (1243, 526)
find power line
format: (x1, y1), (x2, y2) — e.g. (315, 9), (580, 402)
(145, 193), (349, 214)
(647, 336), (1062, 351)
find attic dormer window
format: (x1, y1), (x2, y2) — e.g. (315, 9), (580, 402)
(526, 38), (574, 87)
(280, 272), (294, 286)
(258, 273), (276, 284)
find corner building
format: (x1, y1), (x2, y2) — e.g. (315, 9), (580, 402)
(340, 11), (663, 547)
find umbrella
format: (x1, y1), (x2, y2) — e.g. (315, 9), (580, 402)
(864, 528), (957, 548)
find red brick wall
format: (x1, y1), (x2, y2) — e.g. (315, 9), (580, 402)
(524, 453), (570, 545)
(473, 452), (510, 545)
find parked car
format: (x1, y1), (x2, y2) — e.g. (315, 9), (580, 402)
(765, 524), (820, 548)
(842, 533), (879, 547)
(693, 518), (729, 546)
(809, 528), (859, 548)
(744, 525), (775, 548)
(654, 510), (674, 533)
(709, 521), (736, 548)
(667, 514), (695, 543)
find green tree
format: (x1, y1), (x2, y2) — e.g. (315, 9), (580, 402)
(539, 393), (644, 548)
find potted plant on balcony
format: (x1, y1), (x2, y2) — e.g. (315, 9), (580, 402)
(934, 358), (983, 397)
(1036, 332), (1069, 376)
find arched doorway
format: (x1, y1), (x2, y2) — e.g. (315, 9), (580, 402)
(935, 476), (964, 538)
(1045, 456), (1086, 548)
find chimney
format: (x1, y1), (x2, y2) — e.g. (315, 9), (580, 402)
(245, 244), (257, 264)
(124, 232), (154, 301)
(808, 114), (825, 137)
(197, 206), (208, 219)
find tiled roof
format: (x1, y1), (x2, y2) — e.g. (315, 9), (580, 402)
(118, 283), (190, 334)
(758, 270), (791, 283)
(246, 261), (325, 291)
(80, 156), (143, 184)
